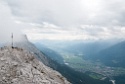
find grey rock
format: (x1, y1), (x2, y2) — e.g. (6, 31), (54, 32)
(0, 46), (70, 84)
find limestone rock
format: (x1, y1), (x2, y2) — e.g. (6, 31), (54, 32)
(0, 46), (70, 84)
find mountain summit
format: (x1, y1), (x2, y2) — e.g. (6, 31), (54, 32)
(0, 46), (70, 84)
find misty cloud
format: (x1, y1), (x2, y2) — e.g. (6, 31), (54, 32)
(0, 1), (33, 42)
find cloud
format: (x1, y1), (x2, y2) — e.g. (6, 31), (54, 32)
(0, 1), (19, 42)
(5, 0), (84, 26)
(0, 0), (33, 42)
(4, 0), (125, 26)
(1, 0), (125, 41)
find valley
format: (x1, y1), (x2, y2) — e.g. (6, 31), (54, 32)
(61, 52), (125, 79)
(34, 40), (125, 84)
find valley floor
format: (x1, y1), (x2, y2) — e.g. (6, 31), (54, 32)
(60, 52), (125, 83)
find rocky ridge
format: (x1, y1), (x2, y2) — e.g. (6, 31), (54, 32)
(0, 46), (70, 84)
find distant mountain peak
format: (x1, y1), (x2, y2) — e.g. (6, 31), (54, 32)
(0, 46), (70, 84)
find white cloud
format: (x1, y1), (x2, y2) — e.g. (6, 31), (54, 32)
(0, 0), (125, 41)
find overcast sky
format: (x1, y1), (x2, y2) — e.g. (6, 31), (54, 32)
(0, 0), (125, 41)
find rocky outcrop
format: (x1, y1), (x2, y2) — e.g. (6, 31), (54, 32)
(14, 35), (50, 66)
(0, 46), (70, 84)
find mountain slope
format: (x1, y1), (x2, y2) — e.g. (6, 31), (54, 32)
(0, 46), (70, 84)
(34, 43), (64, 64)
(14, 35), (49, 66)
(92, 41), (125, 67)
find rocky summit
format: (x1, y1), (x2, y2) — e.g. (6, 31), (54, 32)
(0, 46), (70, 84)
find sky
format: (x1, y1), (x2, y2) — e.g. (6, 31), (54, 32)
(0, 0), (125, 41)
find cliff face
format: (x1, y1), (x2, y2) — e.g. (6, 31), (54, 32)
(0, 46), (70, 84)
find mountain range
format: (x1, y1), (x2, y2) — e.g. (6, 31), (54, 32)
(91, 41), (125, 68)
